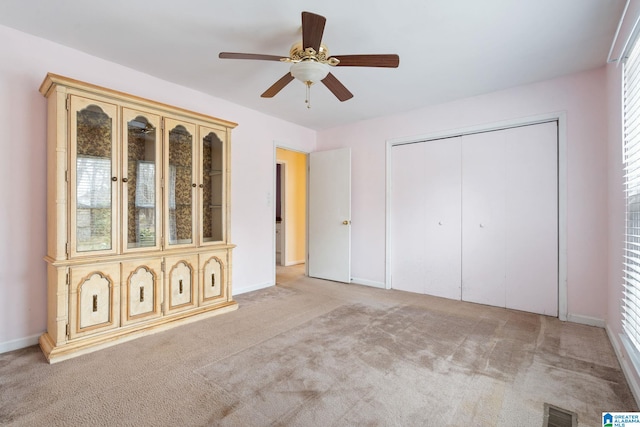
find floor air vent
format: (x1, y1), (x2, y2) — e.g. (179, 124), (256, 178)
(543, 403), (577, 427)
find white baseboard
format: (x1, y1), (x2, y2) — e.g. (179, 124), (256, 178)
(284, 260), (305, 267)
(233, 281), (275, 296)
(566, 313), (605, 328)
(606, 325), (640, 408)
(351, 277), (386, 289)
(0, 333), (41, 354)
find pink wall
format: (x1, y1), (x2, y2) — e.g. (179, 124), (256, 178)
(0, 24), (316, 352)
(317, 68), (609, 321)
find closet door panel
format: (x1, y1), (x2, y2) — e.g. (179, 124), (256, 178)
(390, 142), (427, 294)
(461, 133), (507, 307)
(390, 138), (462, 299)
(504, 122), (558, 315)
(422, 138), (462, 299)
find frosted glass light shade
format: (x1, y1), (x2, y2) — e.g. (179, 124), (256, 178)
(290, 61), (330, 84)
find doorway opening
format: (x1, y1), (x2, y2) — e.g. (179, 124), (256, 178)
(275, 148), (308, 282)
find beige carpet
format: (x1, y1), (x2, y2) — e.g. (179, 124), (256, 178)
(0, 264), (636, 426)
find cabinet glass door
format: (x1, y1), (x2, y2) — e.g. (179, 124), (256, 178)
(69, 96), (119, 256)
(164, 118), (196, 247)
(200, 126), (225, 244)
(122, 108), (161, 251)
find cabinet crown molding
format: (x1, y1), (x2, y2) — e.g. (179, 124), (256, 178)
(39, 73), (238, 129)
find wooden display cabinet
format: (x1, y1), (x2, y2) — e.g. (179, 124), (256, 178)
(38, 74), (238, 363)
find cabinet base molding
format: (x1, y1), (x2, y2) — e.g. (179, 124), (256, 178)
(39, 301), (238, 363)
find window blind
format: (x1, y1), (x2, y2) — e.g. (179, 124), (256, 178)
(623, 33), (640, 352)
(76, 156), (111, 208)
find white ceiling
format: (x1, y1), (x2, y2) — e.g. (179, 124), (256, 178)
(0, 0), (625, 130)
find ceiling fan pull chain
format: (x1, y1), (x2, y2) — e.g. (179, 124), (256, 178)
(306, 82), (311, 109)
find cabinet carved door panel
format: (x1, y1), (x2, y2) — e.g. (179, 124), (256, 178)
(200, 252), (227, 305)
(121, 259), (162, 325)
(165, 255), (198, 314)
(69, 263), (120, 339)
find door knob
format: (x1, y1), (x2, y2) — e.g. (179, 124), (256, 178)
(342, 220), (351, 225)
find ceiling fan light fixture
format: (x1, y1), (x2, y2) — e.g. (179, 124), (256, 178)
(290, 61), (330, 86)
(220, 12), (395, 104)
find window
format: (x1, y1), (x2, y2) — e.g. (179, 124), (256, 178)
(623, 33), (640, 354)
(133, 160), (156, 247)
(76, 155), (112, 251)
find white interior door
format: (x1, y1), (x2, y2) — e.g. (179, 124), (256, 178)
(308, 148), (351, 283)
(390, 138), (462, 299)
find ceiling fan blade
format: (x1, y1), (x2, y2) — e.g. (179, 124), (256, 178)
(302, 11), (326, 52)
(261, 73), (295, 98)
(219, 52), (284, 61)
(321, 73), (353, 102)
(332, 54), (400, 68)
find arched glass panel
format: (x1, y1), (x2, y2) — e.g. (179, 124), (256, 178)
(168, 125), (193, 245)
(76, 105), (113, 252)
(127, 116), (157, 248)
(202, 131), (224, 242)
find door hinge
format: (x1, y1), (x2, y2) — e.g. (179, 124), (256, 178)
(65, 323), (70, 337)
(65, 96), (70, 111)
(65, 271), (69, 285)
(161, 119), (164, 130)
(161, 261), (166, 272)
(64, 170), (68, 182)
(65, 242), (69, 256)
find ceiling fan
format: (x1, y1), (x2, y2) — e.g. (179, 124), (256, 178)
(218, 11), (400, 106)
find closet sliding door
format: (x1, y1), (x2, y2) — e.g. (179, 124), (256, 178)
(390, 121), (558, 317)
(390, 137), (462, 299)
